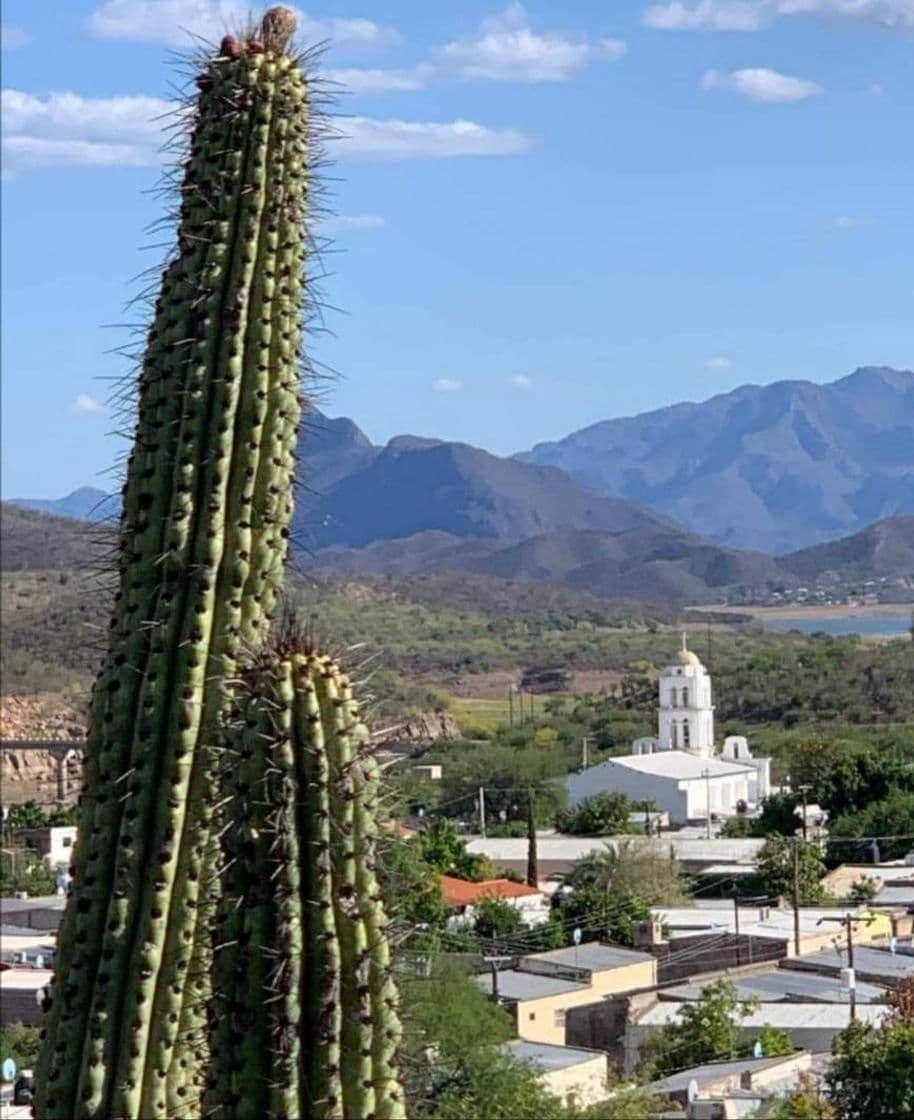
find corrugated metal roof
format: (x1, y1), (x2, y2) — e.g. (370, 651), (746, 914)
(786, 945), (914, 981)
(520, 943), (655, 972)
(645, 1054), (806, 1094)
(634, 1001), (889, 1029)
(662, 968), (886, 1004)
(474, 969), (587, 1001)
(504, 1039), (605, 1071)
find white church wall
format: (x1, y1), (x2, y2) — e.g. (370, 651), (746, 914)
(566, 761), (690, 822)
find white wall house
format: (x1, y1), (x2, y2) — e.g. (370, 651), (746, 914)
(565, 637), (771, 824)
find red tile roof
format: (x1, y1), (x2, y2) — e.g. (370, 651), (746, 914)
(439, 875), (543, 909)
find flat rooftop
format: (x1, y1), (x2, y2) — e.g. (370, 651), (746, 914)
(505, 1039), (606, 1072)
(663, 968), (886, 1005)
(645, 1053), (809, 1095)
(785, 944), (914, 983)
(520, 943), (655, 972)
(635, 1001), (889, 1030)
(474, 969), (588, 1002)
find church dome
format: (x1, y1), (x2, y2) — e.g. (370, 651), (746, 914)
(676, 649), (702, 668)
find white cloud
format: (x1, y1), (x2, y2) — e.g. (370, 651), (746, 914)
(72, 393), (104, 414)
(509, 373), (533, 388)
(1, 89), (174, 173)
(2, 89), (531, 172)
(433, 378), (462, 392)
(338, 116), (533, 159)
(644, 0), (914, 30)
(644, 2), (764, 29)
(326, 63), (434, 94)
(438, 3), (626, 82)
(833, 214), (872, 228)
(321, 213), (386, 232)
(1, 23), (30, 49)
(705, 356), (732, 371)
(87, 1), (400, 49)
(701, 67), (823, 102)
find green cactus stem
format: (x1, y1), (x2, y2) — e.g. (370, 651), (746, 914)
(211, 645), (405, 1120)
(34, 10), (310, 1118)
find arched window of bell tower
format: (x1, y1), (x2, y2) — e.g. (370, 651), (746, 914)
(671, 721), (679, 748)
(682, 719), (690, 748)
(682, 686), (689, 707)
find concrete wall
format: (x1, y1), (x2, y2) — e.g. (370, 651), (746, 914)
(511, 988), (604, 1045)
(540, 1055), (609, 1108)
(566, 764), (689, 821)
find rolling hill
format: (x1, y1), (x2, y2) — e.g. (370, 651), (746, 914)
(518, 366), (914, 553)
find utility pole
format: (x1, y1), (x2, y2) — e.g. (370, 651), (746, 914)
(483, 955), (513, 1002)
(797, 784), (812, 842)
(792, 838), (802, 957)
(478, 786), (487, 839)
(703, 769), (712, 839)
(508, 687), (514, 728)
(816, 914), (875, 1022)
(733, 894), (741, 967)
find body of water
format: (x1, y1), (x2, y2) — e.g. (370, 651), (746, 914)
(765, 613), (911, 637)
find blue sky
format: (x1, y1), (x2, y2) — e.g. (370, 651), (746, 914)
(1, 0), (912, 498)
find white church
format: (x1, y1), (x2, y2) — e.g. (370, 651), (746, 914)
(565, 637), (771, 826)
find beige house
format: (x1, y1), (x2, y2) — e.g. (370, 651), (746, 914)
(476, 943), (657, 1045)
(504, 1040), (609, 1107)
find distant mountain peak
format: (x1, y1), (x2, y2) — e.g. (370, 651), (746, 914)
(519, 367), (914, 552)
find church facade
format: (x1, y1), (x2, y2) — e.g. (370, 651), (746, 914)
(565, 638), (771, 825)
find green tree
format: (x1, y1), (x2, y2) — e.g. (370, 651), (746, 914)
(640, 980), (760, 1077)
(565, 839), (690, 906)
(3, 800), (48, 831)
(756, 835), (825, 904)
(377, 835), (451, 930)
(827, 1018), (914, 1120)
(399, 958), (564, 1120)
(557, 887), (651, 947)
(761, 1074), (835, 1119)
(418, 818), (494, 881)
(473, 898), (524, 941)
(0, 1021), (42, 1069)
(753, 1024), (795, 1058)
(831, 788), (914, 861)
(555, 792), (632, 836)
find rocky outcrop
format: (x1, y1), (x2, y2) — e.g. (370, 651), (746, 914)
(371, 709), (461, 748)
(1, 742), (83, 806)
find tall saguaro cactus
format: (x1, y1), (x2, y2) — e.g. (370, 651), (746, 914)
(35, 10), (310, 1118)
(210, 645), (405, 1120)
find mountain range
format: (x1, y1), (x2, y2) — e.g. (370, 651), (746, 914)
(519, 366), (914, 553)
(7, 366), (913, 601)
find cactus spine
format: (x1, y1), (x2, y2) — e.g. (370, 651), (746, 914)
(35, 11), (309, 1118)
(212, 646), (405, 1120)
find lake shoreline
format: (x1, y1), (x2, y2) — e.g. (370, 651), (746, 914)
(691, 602), (911, 622)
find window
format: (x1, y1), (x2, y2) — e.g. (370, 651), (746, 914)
(554, 1010), (566, 1028)
(63, 837), (73, 847)
(528, 1012), (536, 1021)
(682, 719), (690, 748)
(671, 721), (679, 748)
(682, 687), (689, 707)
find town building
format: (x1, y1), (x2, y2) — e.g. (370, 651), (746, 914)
(476, 943), (657, 1045)
(565, 637), (771, 825)
(15, 826), (77, 867)
(502, 1040), (609, 1108)
(439, 876), (551, 928)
